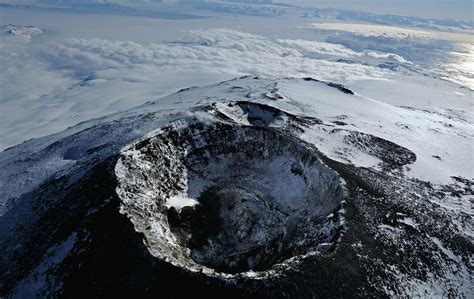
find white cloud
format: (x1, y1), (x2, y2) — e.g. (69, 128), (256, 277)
(278, 39), (411, 64)
(0, 25), (43, 43)
(309, 23), (435, 39)
(43, 29), (391, 80)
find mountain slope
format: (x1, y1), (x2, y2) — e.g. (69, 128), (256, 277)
(0, 77), (472, 297)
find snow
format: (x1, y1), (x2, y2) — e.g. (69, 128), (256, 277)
(0, 3), (473, 297)
(165, 195), (199, 211)
(116, 120), (346, 278)
(0, 74), (471, 298)
(276, 79), (473, 184)
(398, 217), (419, 230)
(0, 5), (472, 151)
(10, 232), (78, 297)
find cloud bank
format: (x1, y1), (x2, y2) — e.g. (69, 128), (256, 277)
(43, 29), (395, 80)
(309, 23), (435, 39)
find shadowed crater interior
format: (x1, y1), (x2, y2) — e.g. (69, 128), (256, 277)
(116, 121), (346, 277)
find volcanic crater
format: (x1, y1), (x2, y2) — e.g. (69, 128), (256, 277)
(116, 121), (346, 277)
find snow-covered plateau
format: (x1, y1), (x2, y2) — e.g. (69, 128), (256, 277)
(0, 76), (472, 297)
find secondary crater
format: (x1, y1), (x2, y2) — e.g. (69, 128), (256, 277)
(116, 120), (346, 278)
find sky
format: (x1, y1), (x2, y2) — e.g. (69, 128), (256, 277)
(1, 0), (473, 21)
(278, 0), (473, 21)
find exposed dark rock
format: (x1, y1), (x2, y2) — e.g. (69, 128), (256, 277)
(327, 82), (355, 95)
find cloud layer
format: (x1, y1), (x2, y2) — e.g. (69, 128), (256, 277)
(309, 23), (435, 39)
(44, 29), (395, 80)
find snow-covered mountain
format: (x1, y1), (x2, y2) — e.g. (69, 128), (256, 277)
(0, 76), (472, 297)
(0, 1), (473, 296)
